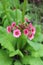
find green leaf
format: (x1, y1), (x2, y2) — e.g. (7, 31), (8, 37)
(3, 19), (10, 27)
(9, 49), (23, 58)
(21, 55), (43, 65)
(21, 55), (30, 64)
(0, 27), (24, 57)
(0, 26), (14, 52)
(35, 33), (43, 42)
(17, 34), (27, 49)
(9, 0), (20, 8)
(27, 39), (43, 57)
(13, 0), (20, 8)
(25, 44), (35, 52)
(27, 39), (43, 51)
(13, 9), (22, 24)
(29, 57), (43, 65)
(14, 60), (22, 65)
(0, 1), (3, 17)
(33, 25), (42, 42)
(1, 0), (11, 9)
(0, 49), (12, 65)
(32, 45), (43, 57)
(8, 9), (15, 21)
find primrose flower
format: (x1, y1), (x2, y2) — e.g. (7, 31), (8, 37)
(28, 23), (33, 28)
(26, 23), (36, 40)
(7, 26), (11, 33)
(31, 26), (36, 35)
(11, 22), (16, 29)
(25, 17), (30, 22)
(28, 33), (34, 40)
(13, 29), (21, 38)
(28, 23), (36, 35)
(23, 29), (29, 36)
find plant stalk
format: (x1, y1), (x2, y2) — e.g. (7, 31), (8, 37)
(22, 0), (28, 23)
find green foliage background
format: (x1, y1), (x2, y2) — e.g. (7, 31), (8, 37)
(0, 0), (43, 65)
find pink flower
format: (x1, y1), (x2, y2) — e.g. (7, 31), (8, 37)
(27, 23), (32, 31)
(11, 22), (16, 29)
(31, 26), (36, 35)
(28, 23), (36, 35)
(25, 17), (30, 22)
(23, 29), (29, 36)
(28, 23), (33, 28)
(28, 33), (34, 40)
(27, 23), (36, 40)
(13, 29), (21, 38)
(7, 26), (11, 33)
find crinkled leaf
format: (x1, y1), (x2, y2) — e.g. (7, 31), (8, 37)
(17, 34), (27, 49)
(0, 1), (3, 17)
(9, 49), (23, 58)
(0, 27), (24, 57)
(27, 39), (43, 51)
(14, 60), (22, 65)
(33, 25), (42, 42)
(0, 49), (12, 65)
(32, 45), (43, 57)
(0, 26), (14, 52)
(21, 55), (43, 65)
(3, 18), (10, 27)
(13, 9), (22, 24)
(9, 0), (20, 8)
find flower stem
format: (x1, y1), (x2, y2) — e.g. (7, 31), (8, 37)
(22, 0), (27, 23)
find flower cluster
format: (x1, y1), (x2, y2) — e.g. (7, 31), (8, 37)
(23, 23), (36, 40)
(7, 18), (36, 40)
(7, 22), (21, 38)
